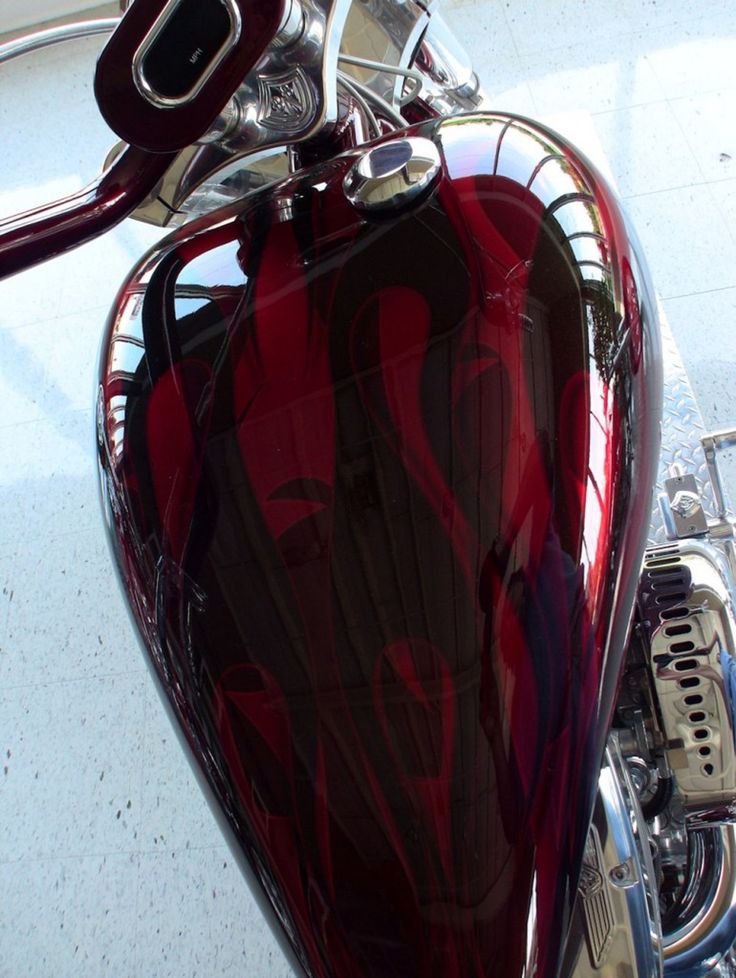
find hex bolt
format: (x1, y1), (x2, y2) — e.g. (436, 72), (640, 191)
(610, 862), (632, 885)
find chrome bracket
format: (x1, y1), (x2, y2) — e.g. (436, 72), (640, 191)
(661, 472), (709, 540)
(702, 428), (736, 533)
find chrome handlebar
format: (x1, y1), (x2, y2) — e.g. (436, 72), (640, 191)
(0, 18), (119, 65)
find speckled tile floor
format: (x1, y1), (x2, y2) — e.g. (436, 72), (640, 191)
(0, 2), (735, 976)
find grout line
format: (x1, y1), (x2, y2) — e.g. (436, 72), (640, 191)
(661, 285), (736, 302)
(0, 405), (91, 433)
(0, 303), (110, 334)
(0, 842), (228, 867)
(495, 0), (522, 62)
(0, 667), (144, 694)
(662, 87), (719, 206)
(667, 87), (736, 107)
(131, 686), (149, 977)
(622, 179), (733, 201)
(528, 86), (736, 122)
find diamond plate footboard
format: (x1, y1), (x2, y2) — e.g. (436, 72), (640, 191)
(639, 313), (736, 978)
(649, 308), (718, 546)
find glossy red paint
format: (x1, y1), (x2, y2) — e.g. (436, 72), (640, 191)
(97, 113), (662, 978)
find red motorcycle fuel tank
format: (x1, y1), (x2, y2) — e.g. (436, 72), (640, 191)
(97, 112), (662, 978)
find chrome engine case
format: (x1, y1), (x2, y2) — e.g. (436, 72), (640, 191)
(570, 315), (736, 978)
(567, 738), (663, 978)
(640, 541), (736, 827)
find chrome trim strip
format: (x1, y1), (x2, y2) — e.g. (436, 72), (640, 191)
(606, 737), (664, 978)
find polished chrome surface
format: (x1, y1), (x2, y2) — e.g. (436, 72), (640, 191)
(568, 736), (663, 978)
(274, 0), (306, 47)
(416, 9), (485, 114)
(196, 98), (241, 144)
(663, 472), (709, 538)
(339, 0), (430, 106)
(132, 0), (242, 108)
(649, 316), (718, 547)
(117, 0), (484, 228)
(702, 429), (736, 525)
(104, 140), (291, 227)
(343, 135), (440, 213)
(639, 333), (736, 976)
(640, 540), (736, 826)
(257, 67), (317, 132)
(101, 0), (353, 229)
(238, 0), (349, 145)
(162, 0), (354, 159)
(663, 826), (736, 978)
(0, 18), (119, 65)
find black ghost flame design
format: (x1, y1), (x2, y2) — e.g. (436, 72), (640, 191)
(97, 113), (661, 978)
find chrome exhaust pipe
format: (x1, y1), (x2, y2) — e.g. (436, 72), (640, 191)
(663, 826), (736, 977)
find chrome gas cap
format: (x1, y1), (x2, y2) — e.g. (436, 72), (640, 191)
(343, 137), (441, 215)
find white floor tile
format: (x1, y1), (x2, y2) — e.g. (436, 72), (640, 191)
(0, 410), (99, 555)
(708, 178), (736, 245)
(440, 0), (510, 41)
(503, 1), (635, 59)
(662, 287), (736, 373)
(0, 553), (15, 644)
(623, 185), (736, 299)
(619, 0), (733, 33)
(0, 528), (144, 688)
(641, 16), (736, 99)
(669, 90), (736, 183)
(0, 309), (107, 427)
(441, 3), (537, 116)
(523, 36), (666, 116)
(588, 101), (704, 197)
(139, 686), (225, 853)
(0, 852), (140, 978)
(0, 675), (146, 861)
(135, 848), (291, 978)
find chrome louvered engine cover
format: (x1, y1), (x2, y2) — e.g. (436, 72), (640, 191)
(639, 541), (736, 827)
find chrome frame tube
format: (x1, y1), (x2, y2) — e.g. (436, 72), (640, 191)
(606, 737), (664, 978)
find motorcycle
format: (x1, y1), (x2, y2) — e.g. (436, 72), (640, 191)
(1, 2), (736, 976)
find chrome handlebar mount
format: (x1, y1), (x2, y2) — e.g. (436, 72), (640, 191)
(0, 0), (484, 229)
(0, 0), (485, 228)
(124, 0), (485, 227)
